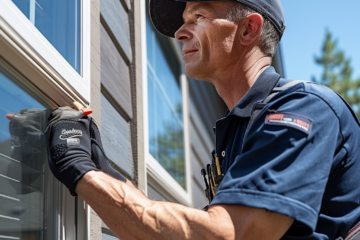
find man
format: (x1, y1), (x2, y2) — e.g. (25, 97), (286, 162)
(46, 0), (360, 239)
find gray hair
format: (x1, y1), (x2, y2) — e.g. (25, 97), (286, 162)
(227, 2), (280, 57)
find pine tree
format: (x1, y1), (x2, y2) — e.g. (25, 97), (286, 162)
(313, 29), (360, 118)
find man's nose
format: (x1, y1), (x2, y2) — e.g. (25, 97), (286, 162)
(175, 23), (192, 42)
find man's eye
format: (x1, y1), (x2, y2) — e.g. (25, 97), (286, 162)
(195, 14), (204, 19)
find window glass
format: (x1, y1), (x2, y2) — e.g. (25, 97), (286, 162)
(146, 19), (186, 189)
(0, 64), (59, 239)
(12, 0), (82, 74)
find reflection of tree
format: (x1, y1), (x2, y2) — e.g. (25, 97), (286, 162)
(313, 29), (360, 118)
(150, 120), (186, 189)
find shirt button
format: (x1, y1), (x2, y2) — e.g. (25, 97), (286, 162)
(221, 151), (226, 157)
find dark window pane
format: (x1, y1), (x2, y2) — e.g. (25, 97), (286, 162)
(0, 64), (59, 239)
(12, 0), (82, 74)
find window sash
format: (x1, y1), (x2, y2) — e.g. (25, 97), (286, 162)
(0, 0), (91, 103)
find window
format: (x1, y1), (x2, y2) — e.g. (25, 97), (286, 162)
(0, 0), (89, 237)
(12, 0), (82, 74)
(146, 20), (186, 189)
(143, 2), (192, 206)
(0, 0), (90, 102)
(0, 63), (61, 239)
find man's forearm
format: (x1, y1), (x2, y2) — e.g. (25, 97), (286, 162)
(76, 171), (232, 240)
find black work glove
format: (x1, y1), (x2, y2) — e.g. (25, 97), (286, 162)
(7, 108), (51, 194)
(89, 119), (127, 182)
(45, 107), (97, 195)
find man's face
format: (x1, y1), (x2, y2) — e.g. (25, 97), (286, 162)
(175, 1), (243, 81)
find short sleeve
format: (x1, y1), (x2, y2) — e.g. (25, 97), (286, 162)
(210, 89), (341, 236)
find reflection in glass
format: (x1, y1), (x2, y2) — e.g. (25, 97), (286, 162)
(146, 20), (186, 189)
(12, 0), (82, 74)
(0, 66), (59, 239)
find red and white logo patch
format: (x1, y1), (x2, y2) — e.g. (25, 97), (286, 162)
(265, 111), (313, 134)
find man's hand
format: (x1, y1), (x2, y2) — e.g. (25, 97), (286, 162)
(45, 106), (127, 195)
(45, 107), (97, 195)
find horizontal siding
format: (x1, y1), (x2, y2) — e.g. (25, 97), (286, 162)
(121, 0), (131, 11)
(102, 233), (119, 240)
(147, 184), (172, 202)
(190, 149), (207, 192)
(188, 79), (226, 143)
(189, 99), (216, 209)
(100, 0), (132, 61)
(191, 149), (209, 209)
(100, 23), (132, 119)
(101, 94), (133, 178)
(189, 119), (212, 168)
(192, 180), (208, 209)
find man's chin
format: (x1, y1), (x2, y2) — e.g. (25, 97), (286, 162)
(185, 63), (206, 81)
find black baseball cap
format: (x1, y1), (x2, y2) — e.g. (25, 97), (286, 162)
(150, 0), (285, 39)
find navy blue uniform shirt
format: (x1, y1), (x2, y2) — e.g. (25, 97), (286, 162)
(210, 67), (360, 239)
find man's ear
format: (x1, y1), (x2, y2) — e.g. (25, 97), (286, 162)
(240, 13), (263, 46)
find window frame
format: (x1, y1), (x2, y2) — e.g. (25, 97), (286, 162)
(0, 0), (91, 103)
(141, 1), (193, 206)
(0, 2), (91, 238)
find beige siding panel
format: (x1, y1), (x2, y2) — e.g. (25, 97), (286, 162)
(100, 0), (132, 61)
(191, 148), (210, 209)
(190, 149), (208, 190)
(189, 101), (215, 154)
(100, 24), (132, 119)
(102, 233), (119, 240)
(147, 184), (172, 202)
(189, 121), (212, 168)
(101, 94), (134, 178)
(192, 180), (209, 209)
(121, 0), (131, 11)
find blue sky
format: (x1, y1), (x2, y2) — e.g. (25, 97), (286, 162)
(280, 0), (360, 81)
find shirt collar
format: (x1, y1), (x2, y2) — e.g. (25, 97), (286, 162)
(226, 66), (281, 118)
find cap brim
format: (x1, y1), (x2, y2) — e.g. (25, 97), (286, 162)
(150, 0), (186, 38)
(150, 0), (284, 40)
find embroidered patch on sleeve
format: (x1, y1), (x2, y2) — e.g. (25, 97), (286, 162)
(265, 112), (313, 134)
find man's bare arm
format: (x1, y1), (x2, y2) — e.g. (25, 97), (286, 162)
(76, 171), (294, 240)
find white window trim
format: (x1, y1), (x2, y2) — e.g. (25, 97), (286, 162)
(141, 1), (193, 206)
(0, 0), (91, 103)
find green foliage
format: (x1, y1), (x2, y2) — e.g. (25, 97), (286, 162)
(155, 122), (186, 189)
(313, 29), (360, 118)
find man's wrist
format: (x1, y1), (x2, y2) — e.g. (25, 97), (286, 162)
(78, 169), (98, 183)
(75, 170), (127, 195)
(75, 170), (98, 194)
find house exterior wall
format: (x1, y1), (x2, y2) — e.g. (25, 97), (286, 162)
(95, 0), (144, 239)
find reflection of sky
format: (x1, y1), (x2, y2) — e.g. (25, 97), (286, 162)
(146, 19), (186, 186)
(0, 71), (45, 144)
(0, 69), (50, 238)
(146, 20), (183, 138)
(146, 20), (183, 120)
(12, 0), (81, 74)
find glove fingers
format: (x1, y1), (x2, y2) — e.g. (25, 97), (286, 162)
(48, 107), (83, 126)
